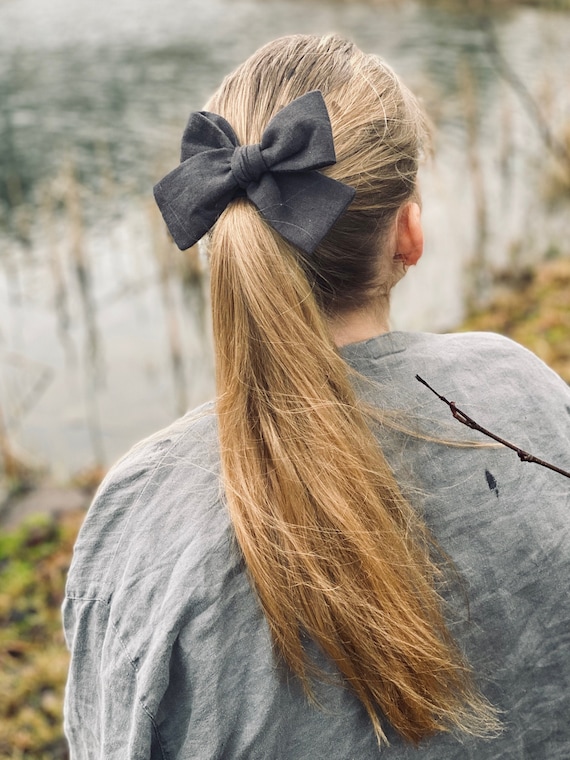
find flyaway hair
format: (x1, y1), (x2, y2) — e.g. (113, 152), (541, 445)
(204, 34), (500, 745)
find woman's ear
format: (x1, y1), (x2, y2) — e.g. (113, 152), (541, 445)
(394, 202), (423, 267)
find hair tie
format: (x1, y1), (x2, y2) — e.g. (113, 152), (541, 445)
(153, 90), (356, 255)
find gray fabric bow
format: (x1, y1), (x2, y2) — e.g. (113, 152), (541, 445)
(153, 90), (355, 255)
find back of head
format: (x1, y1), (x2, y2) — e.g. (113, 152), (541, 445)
(203, 34), (498, 746)
(207, 33), (427, 314)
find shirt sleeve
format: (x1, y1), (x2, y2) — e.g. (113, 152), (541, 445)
(62, 595), (166, 760)
(61, 432), (180, 760)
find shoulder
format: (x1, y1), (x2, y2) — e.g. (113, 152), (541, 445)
(372, 330), (569, 402)
(66, 401), (225, 599)
(404, 330), (556, 373)
(345, 329), (569, 400)
(346, 329), (570, 467)
(406, 331), (570, 410)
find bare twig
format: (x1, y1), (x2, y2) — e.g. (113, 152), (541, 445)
(416, 374), (570, 480)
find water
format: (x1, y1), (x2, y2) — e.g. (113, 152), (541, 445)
(1, 0), (569, 476)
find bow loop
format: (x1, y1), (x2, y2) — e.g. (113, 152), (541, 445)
(180, 111), (238, 161)
(259, 90), (339, 173)
(153, 90), (355, 254)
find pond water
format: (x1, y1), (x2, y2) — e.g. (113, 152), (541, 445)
(1, 0), (569, 476)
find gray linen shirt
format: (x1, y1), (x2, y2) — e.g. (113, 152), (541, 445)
(63, 331), (570, 759)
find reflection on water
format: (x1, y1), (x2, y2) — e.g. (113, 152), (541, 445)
(0, 0), (569, 475)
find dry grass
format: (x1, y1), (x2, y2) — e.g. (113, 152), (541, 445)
(461, 257), (570, 382)
(543, 124), (570, 205)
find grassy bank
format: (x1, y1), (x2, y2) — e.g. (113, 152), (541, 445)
(0, 512), (83, 760)
(462, 257), (570, 382)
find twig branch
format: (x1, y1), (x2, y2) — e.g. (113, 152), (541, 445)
(416, 374), (570, 481)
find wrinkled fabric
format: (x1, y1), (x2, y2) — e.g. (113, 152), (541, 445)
(63, 331), (570, 759)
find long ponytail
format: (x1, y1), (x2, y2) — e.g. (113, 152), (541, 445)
(207, 35), (499, 745)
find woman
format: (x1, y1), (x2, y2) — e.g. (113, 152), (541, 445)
(63, 35), (570, 758)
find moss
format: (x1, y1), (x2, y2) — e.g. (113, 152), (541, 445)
(0, 512), (83, 759)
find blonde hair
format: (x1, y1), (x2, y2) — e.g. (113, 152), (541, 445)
(206, 34), (498, 745)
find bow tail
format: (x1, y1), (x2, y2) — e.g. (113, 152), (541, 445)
(249, 172), (356, 255)
(153, 151), (236, 250)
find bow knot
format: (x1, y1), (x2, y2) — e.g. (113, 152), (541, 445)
(231, 144), (268, 189)
(153, 90), (356, 255)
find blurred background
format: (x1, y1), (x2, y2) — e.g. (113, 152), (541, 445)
(0, 0), (569, 756)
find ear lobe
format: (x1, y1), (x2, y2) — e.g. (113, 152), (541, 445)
(395, 202), (423, 267)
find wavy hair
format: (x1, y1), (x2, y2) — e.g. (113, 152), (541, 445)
(205, 34), (498, 745)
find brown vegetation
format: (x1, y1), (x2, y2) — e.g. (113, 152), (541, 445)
(462, 257), (570, 382)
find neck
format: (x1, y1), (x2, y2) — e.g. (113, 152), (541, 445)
(328, 299), (391, 348)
